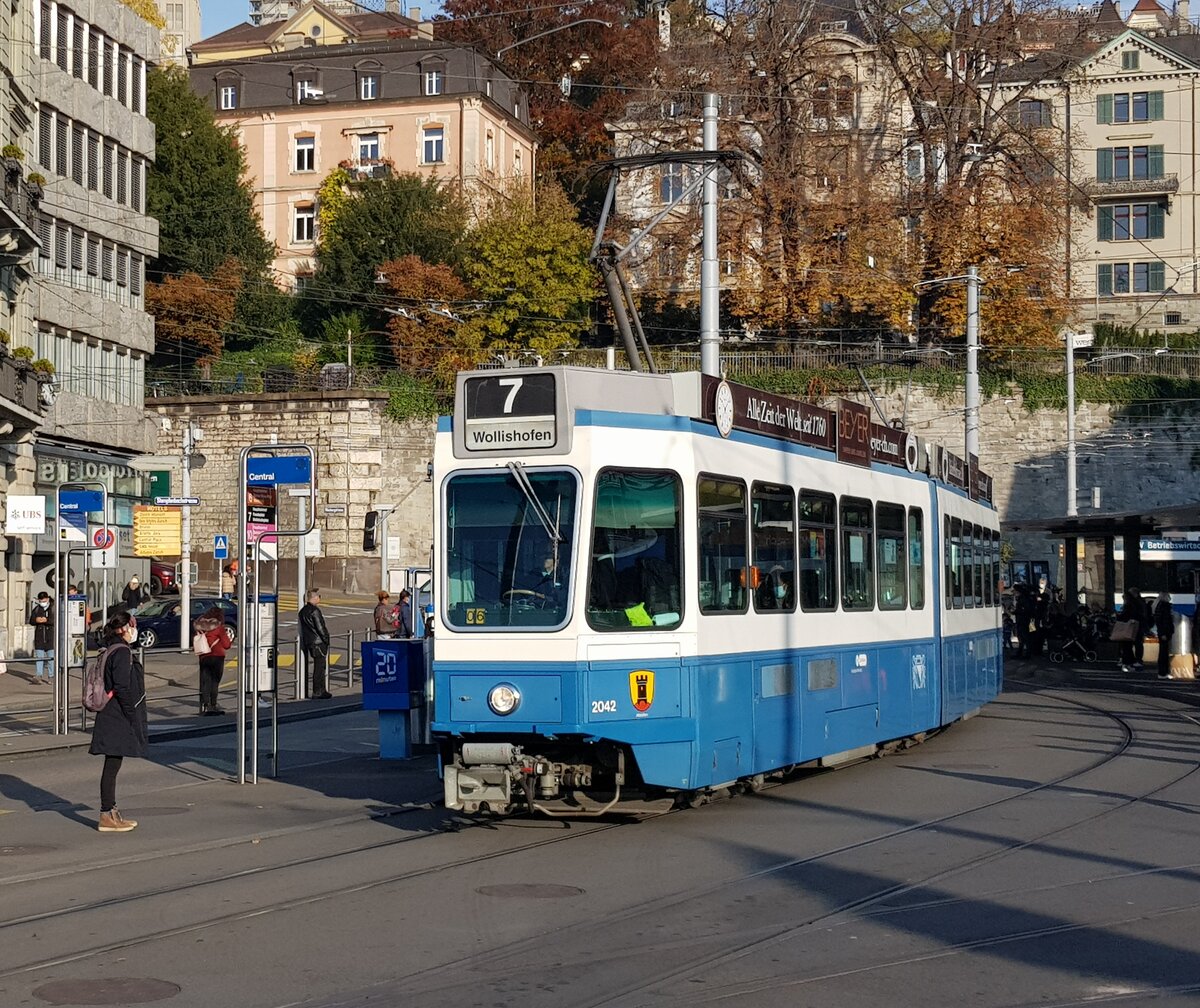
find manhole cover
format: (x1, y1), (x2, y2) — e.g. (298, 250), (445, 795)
(32, 977), (180, 1005)
(477, 883), (584, 899)
(0, 844), (56, 856)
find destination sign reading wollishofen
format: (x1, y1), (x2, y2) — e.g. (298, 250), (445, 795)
(463, 373), (557, 451)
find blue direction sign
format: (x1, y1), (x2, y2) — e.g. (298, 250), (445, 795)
(246, 455), (312, 486)
(214, 534), (229, 560)
(59, 490), (104, 513)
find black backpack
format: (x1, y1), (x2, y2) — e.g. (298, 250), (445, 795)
(82, 645), (120, 713)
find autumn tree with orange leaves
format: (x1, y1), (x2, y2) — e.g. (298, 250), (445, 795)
(145, 258), (244, 368)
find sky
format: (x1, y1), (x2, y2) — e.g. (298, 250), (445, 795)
(199, 0), (442, 40)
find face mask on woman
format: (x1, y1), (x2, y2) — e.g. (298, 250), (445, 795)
(774, 584), (787, 601)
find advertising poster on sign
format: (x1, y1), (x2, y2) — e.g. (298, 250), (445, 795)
(247, 484), (278, 561)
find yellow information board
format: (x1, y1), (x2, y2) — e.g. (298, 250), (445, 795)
(133, 505), (182, 557)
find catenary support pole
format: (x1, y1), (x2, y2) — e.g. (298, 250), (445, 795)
(964, 265), (980, 461)
(1066, 327), (1077, 517)
(700, 92), (720, 378)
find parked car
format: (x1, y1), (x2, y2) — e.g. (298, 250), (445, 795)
(90, 596), (237, 650)
(149, 560), (177, 596)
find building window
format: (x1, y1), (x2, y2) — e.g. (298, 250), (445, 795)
(295, 134), (315, 172)
(834, 74), (854, 120)
(38, 108), (51, 167)
(39, 1), (50, 60)
(514, 148), (522, 174)
(485, 130), (494, 170)
(422, 126), (444, 163)
(659, 162), (683, 203)
(1018, 99), (1050, 127)
(1122, 50), (1140, 71)
(102, 141), (114, 198)
(219, 83), (238, 110)
(71, 20), (84, 79)
(166, 2), (183, 30)
(55, 115), (68, 176)
(56, 9), (68, 70)
(1096, 89), (1163, 124)
(87, 132), (99, 190)
(1098, 202), (1165, 241)
(293, 203), (315, 243)
(359, 74), (378, 100)
(295, 78), (320, 103)
(424, 68), (444, 95)
(117, 48), (128, 105)
(88, 30), (100, 89)
(1097, 145), (1164, 181)
(1097, 261), (1165, 295)
(71, 126), (83, 185)
(357, 132), (379, 161)
(1165, 311), (1183, 326)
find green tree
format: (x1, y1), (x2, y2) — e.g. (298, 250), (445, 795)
(305, 173), (467, 330)
(460, 185), (594, 355)
(146, 66), (273, 281)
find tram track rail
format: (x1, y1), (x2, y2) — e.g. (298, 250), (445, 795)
(4, 685), (1196, 1004)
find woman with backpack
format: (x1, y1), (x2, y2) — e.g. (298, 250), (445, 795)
(88, 610), (146, 833)
(194, 606), (233, 715)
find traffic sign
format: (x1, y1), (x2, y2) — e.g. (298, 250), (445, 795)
(154, 496), (200, 506)
(324, 505), (346, 515)
(92, 527), (115, 549)
(214, 534), (229, 560)
(149, 470), (171, 497)
(58, 510), (86, 543)
(90, 542), (117, 569)
(247, 455), (312, 486)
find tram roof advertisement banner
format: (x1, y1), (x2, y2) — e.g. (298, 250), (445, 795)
(702, 375), (836, 450)
(837, 399), (871, 467)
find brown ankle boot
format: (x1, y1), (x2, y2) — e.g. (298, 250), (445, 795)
(114, 809), (138, 828)
(98, 810), (135, 832)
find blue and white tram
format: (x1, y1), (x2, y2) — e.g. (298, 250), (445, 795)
(432, 368), (1003, 815)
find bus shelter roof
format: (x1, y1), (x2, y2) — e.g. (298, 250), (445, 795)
(1002, 502), (1200, 538)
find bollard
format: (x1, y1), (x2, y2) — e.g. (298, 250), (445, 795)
(347, 629), (355, 687)
(294, 636), (303, 700)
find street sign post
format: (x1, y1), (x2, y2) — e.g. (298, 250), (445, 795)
(133, 505), (182, 557)
(154, 496), (201, 506)
(149, 470), (171, 497)
(214, 534), (229, 560)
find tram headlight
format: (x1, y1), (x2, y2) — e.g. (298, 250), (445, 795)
(487, 683), (521, 716)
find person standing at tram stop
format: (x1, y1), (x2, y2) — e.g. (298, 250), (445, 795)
(1153, 591), (1175, 680)
(1013, 584), (1035, 658)
(119, 576), (148, 615)
(1127, 588), (1149, 669)
(89, 611), (147, 833)
(28, 591), (54, 684)
(220, 561), (238, 600)
(394, 589), (414, 638)
(1119, 588), (1144, 672)
(374, 591), (399, 638)
(193, 606), (232, 716)
(299, 589), (332, 699)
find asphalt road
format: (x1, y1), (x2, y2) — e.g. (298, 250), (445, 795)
(5, 675), (1200, 1007)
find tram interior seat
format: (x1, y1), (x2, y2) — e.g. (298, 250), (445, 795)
(588, 535), (681, 628)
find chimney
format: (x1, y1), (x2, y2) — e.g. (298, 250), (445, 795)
(409, 6), (421, 19)
(1179, 0), (1191, 27)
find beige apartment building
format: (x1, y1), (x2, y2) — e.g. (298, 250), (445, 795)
(189, 2), (536, 290)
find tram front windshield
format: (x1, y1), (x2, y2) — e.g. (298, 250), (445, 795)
(444, 469), (577, 629)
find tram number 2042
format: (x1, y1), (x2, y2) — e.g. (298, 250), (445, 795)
(591, 699), (618, 714)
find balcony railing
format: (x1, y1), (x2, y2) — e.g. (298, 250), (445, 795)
(1082, 173), (1179, 198)
(0, 355), (47, 424)
(348, 160), (393, 181)
(0, 174), (43, 256)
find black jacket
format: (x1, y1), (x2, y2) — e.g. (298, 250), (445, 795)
(28, 601), (54, 650)
(88, 643), (148, 758)
(299, 602), (329, 653)
(1155, 600), (1175, 639)
(119, 584), (148, 612)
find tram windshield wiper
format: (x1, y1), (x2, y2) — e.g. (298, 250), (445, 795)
(506, 461), (563, 544)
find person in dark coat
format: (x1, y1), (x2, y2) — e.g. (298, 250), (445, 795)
(88, 610), (147, 833)
(394, 589), (413, 638)
(194, 607), (232, 716)
(1127, 589), (1149, 669)
(1014, 584), (1034, 658)
(1153, 591), (1175, 680)
(299, 589), (331, 699)
(1119, 588), (1142, 672)
(28, 591), (54, 682)
(118, 576), (148, 615)
(373, 591), (399, 638)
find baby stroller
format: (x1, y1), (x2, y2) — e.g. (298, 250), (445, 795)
(1049, 609), (1098, 664)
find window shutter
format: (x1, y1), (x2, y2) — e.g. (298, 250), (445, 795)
(1098, 263), (1113, 296)
(1149, 261), (1166, 291)
(1149, 91), (1164, 120)
(38, 109), (51, 167)
(1148, 145), (1164, 177)
(1097, 94), (1113, 124)
(1098, 206), (1114, 241)
(1096, 148), (1113, 181)
(1148, 202), (1165, 239)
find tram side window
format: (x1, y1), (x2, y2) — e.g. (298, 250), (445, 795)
(944, 516), (953, 610)
(876, 502), (906, 611)
(699, 475), (748, 614)
(973, 524), (985, 606)
(587, 468), (683, 631)
(985, 528), (996, 606)
(950, 516), (963, 609)
(908, 507), (925, 609)
(752, 482), (796, 613)
(840, 496), (874, 611)
(799, 490), (837, 611)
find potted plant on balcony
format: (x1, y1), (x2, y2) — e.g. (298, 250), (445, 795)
(26, 172), (45, 198)
(32, 358), (55, 380)
(2, 144), (23, 181)
(11, 345), (34, 371)
(0, 329), (9, 357)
